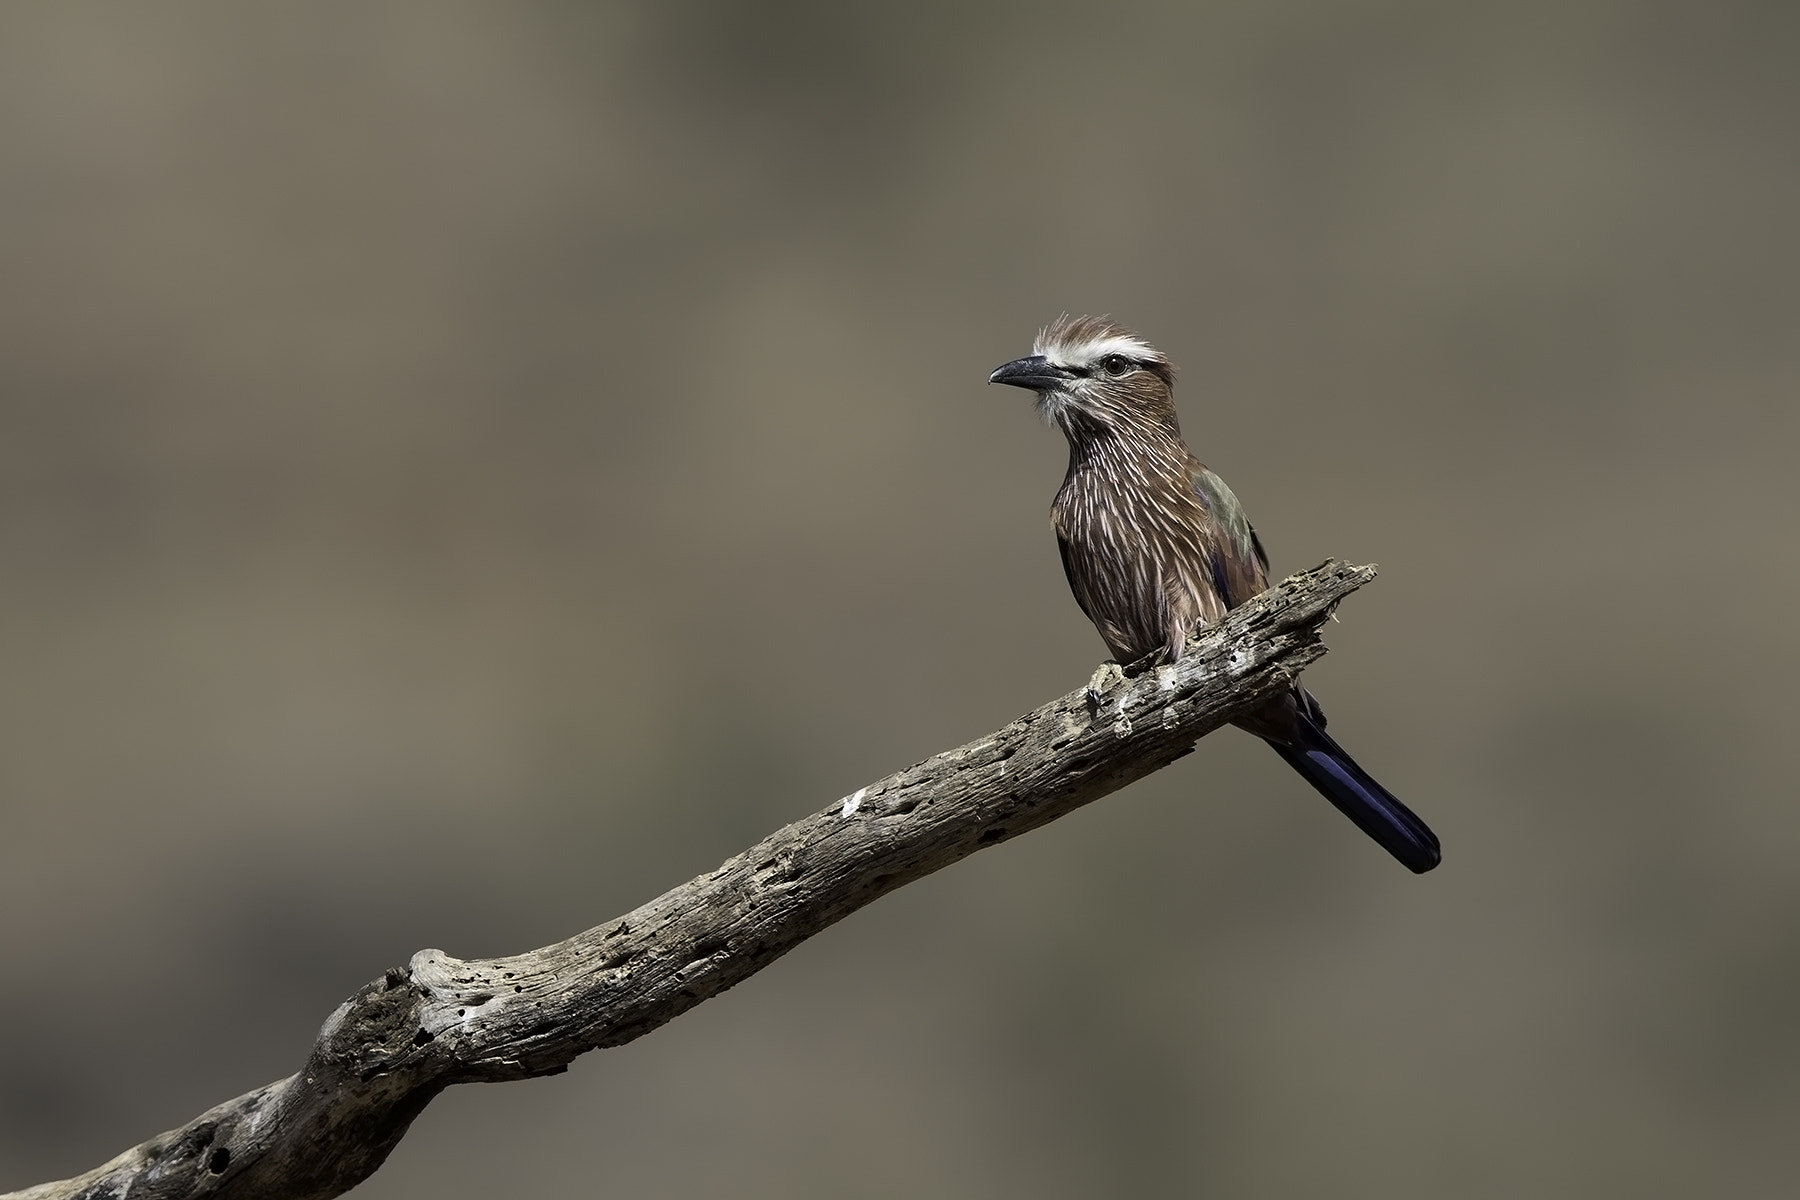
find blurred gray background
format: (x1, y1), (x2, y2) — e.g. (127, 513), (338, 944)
(2, 3), (1795, 1197)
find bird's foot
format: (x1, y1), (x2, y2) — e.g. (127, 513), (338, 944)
(1084, 661), (1127, 717)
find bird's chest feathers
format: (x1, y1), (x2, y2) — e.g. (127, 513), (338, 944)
(1054, 457), (1209, 574)
(1052, 453), (1222, 658)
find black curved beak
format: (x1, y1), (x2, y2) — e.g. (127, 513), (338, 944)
(988, 355), (1071, 391)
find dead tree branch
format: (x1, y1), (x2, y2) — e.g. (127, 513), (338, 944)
(9, 560), (1377, 1200)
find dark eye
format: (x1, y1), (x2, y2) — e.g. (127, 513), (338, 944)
(1099, 354), (1134, 377)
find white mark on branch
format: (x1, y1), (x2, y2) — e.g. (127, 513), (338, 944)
(1157, 666), (1178, 691)
(840, 788), (866, 818)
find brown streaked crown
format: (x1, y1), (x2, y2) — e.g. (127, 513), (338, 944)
(1020, 315), (1181, 435)
(1033, 315), (1177, 390)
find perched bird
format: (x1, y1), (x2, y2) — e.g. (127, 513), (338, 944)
(989, 315), (1441, 873)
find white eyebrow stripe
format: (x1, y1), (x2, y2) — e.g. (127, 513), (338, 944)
(1034, 332), (1159, 368)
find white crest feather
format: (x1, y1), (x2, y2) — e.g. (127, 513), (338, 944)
(1032, 316), (1164, 370)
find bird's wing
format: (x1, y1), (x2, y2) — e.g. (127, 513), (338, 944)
(1044, 518), (1137, 662)
(1189, 465), (1271, 610)
(1055, 531), (1097, 623)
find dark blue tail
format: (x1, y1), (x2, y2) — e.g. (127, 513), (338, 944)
(1268, 714), (1441, 874)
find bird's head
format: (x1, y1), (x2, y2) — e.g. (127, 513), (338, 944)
(989, 314), (1178, 437)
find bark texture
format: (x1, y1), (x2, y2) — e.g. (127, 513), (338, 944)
(9, 560), (1377, 1200)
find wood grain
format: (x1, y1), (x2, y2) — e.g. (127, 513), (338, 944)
(8, 560), (1377, 1200)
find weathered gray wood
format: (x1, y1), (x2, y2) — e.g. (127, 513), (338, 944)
(8, 560), (1378, 1200)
